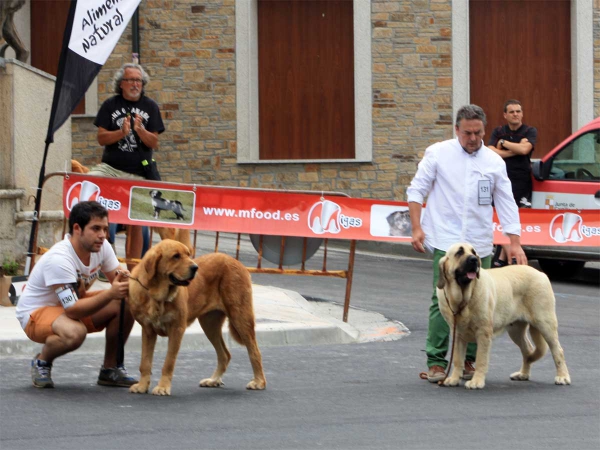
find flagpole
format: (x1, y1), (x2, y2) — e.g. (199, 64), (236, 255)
(24, 1), (78, 275)
(23, 142), (52, 275)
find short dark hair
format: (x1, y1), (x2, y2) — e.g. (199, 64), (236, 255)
(69, 201), (108, 234)
(455, 104), (487, 127)
(503, 99), (521, 112)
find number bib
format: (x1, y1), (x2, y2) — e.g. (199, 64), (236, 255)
(478, 179), (492, 205)
(56, 285), (78, 309)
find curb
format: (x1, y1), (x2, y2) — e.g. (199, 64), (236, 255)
(0, 288), (409, 358)
(0, 321), (356, 358)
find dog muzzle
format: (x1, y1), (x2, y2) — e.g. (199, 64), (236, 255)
(169, 274), (192, 286)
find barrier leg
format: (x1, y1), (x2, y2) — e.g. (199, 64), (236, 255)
(342, 240), (357, 323)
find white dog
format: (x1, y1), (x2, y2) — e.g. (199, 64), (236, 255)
(437, 243), (571, 389)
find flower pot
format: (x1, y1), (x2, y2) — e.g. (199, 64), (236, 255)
(0, 275), (13, 307)
(0, 275), (27, 306)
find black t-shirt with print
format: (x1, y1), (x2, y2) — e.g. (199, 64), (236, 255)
(94, 95), (165, 177)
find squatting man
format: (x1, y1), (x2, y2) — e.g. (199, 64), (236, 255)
(15, 201), (138, 388)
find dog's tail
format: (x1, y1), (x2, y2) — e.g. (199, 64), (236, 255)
(71, 159), (90, 173)
(228, 322), (244, 345)
(226, 292), (255, 346)
(175, 200), (186, 210)
(527, 326), (549, 363)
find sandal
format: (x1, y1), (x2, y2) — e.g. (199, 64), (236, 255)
(492, 258), (508, 268)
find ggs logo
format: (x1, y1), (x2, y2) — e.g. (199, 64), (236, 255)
(549, 212), (600, 243)
(65, 180), (121, 211)
(307, 199), (362, 235)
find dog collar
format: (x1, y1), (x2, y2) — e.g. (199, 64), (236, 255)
(443, 288), (467, 316)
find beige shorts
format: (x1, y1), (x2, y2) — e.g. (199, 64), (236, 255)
(87, 163), (145, 180)
(24, 306), (102, 344)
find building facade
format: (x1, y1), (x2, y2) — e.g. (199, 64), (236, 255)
(6, 0), (600, 202)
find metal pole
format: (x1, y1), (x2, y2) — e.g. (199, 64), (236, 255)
(342, 240), (357, 323)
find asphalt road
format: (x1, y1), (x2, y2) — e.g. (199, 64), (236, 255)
(1, 241), (598, 450)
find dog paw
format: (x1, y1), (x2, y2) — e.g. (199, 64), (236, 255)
(129, 382), (149, 394)
(442, 377), (460, 387)
(555, 375), (571, 385)
(199, 377), (224, 388)
(152, 385), (172, 396)
(464, 379), (485, 390)
(510, 371), (530, 381)
(246, 379), (267, 390)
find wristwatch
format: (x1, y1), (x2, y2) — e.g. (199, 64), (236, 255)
(500, 139), (506, 149)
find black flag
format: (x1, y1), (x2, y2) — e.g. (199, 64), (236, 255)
(46, 0), (142, 143)
(26, 0), (141, 275)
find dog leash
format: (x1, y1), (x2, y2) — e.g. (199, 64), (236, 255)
(439, 287), (466, 385)
(118, 270), (150, 291)
(419, 288), (464, 383)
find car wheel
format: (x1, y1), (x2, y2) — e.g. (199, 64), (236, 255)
(537, 259), (585, 280)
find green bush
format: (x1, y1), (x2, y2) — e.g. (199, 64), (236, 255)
(1, 259), (20, 276)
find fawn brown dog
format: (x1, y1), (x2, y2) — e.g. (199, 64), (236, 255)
(127, 239), (266, 395)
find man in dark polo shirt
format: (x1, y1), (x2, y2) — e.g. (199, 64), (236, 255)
(488, 99), (537, 266)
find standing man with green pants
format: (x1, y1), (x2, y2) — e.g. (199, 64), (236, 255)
(407, 104), (527, 383)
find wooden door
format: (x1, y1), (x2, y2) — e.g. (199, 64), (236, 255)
(257, 0), (355, 160)
(30, 0), (85, 114)
(469, 0), (571, 158)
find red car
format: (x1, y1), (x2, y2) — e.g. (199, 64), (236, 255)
(527, 117), (600, 278)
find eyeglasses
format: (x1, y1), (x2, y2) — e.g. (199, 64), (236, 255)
(122, 78), (143, 84)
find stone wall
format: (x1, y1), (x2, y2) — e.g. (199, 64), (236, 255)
(71, 0), (454, 202)
(0, 59), (70, 263)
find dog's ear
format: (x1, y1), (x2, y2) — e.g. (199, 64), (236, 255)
(143, 247), (162, 279)
(386, 212), (395, 225)
(436, 256), (448, 289)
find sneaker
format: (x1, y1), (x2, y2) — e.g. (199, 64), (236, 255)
(492, 258), (508, 268)
(462, 361), (475, 380)
(31, 353), (54, 388)
(419, 365), (446, 383)
(97, 365), (138, 387)
(519, 197), (532, 208)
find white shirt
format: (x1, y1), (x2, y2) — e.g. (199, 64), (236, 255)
(15, 235), (120, 329)
(406, 137), (521, 257)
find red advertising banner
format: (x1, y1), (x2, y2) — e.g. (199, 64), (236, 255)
(63, 174), (600, 247)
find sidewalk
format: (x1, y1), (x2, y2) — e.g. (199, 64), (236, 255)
(0, 232), (411, 357)
(0, 282), (409, 358)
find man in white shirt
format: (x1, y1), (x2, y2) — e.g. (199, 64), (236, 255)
(15, 201), (137, 388)
(407, 104), (527, 383)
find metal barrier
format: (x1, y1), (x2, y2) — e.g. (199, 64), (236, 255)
(34, 172), (358, 322)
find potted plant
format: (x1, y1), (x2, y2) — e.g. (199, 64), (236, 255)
(0, 259), (20, 307)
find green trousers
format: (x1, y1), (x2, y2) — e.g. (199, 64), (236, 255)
(426, 249), (491, 369)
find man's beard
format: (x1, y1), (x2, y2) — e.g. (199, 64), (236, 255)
(82, 240), (102, 253)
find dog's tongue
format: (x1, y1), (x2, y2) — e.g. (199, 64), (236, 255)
(467, 272), (477, 280)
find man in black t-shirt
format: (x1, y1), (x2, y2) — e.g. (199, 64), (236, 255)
(94, 63), (165, 176)
(488, 99), (537, 266)
(90, 63), (165, 269)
